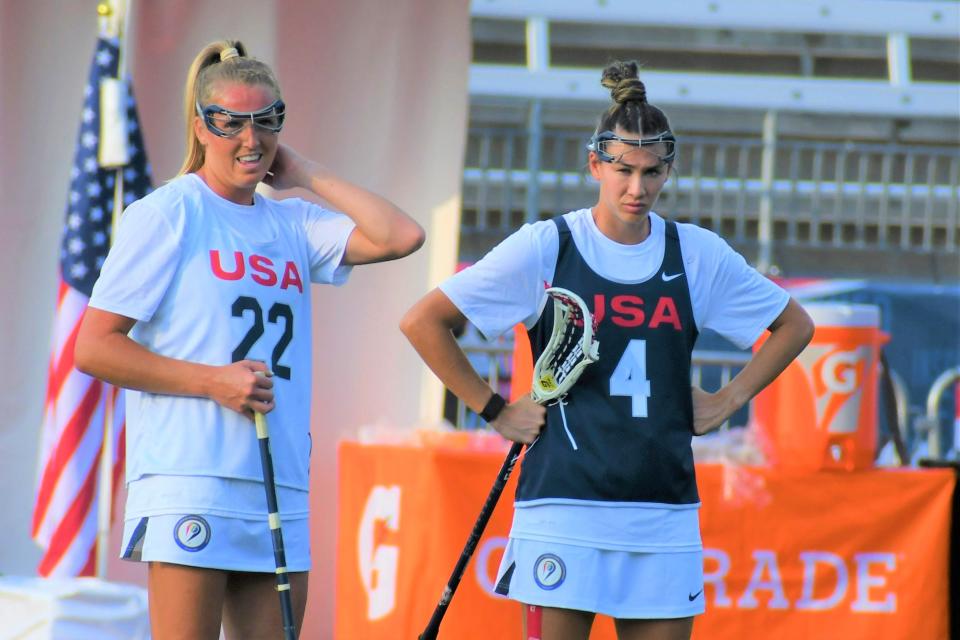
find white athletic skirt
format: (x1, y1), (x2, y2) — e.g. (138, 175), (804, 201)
(119, 474), (310, 572)
(495, 538), (705, 619)
(120, 513), (310, 572)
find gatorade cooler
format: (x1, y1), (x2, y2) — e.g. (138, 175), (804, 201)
(752, 303), (888, 471)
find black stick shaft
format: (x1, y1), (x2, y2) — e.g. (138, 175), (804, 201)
(879, 351), (910, 466)
(418, 441), (524, 640)
(256, 413), (298, 640)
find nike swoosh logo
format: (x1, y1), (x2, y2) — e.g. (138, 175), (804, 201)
(662, 271), (684, 282)
(688, 589), (703, 601)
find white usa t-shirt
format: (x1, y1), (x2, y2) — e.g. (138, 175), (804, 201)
(90, 173), (355, 492)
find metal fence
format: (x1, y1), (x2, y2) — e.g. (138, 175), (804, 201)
(460, 126), (960, 260)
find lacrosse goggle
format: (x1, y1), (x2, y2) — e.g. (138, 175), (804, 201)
(196, 99), (286, 138)
(587, 130), (677, 164)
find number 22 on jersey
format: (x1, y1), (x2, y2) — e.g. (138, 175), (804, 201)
(609, 339), (651, 418)
(231, 295), (294, 380)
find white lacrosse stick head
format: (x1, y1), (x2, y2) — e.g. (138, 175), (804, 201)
(530, 287), (600, 404)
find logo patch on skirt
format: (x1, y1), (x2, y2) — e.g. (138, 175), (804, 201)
(174, 515), (211, 552)
(533, 553), (565, 590)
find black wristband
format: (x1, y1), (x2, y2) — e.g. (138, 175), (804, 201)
(479, 392), (507, 423)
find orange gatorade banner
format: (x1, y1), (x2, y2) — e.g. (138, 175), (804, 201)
(335, 442), (954, 639)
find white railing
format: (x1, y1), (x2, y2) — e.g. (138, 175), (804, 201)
(471, 0), (959, 38)
(470, 67), (960, 119)
(914, 367), (960, 459)
(468, 0), (960, 118)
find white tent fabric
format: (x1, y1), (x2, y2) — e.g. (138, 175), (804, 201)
(0, 577), (149, 640)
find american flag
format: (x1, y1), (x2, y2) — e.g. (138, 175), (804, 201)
(32, 35), (152, 576)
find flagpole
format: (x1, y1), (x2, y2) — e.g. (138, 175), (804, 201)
(95, 0), (128, 580)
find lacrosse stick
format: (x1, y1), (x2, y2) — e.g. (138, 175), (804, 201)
(419, 287), (599, 639)
(253, 377), (296, 640)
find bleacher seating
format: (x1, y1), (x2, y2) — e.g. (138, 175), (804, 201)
(458, 0), (960, 280)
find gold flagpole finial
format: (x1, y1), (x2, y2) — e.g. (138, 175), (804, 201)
(97, 1), (124, 39)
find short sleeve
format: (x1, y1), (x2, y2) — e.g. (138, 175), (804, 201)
(302, 204), (357, 285)
(440, 223), (555, 340)
(686, 228), (789, 349)
(89, 200), (181, 321)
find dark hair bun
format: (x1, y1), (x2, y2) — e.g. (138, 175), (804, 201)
(600, 60), (646, 105)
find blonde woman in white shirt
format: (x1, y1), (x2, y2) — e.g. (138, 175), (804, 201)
(76, 39), (423, 639)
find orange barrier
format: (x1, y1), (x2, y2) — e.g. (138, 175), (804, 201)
(509, 324), (533, 403)
(335, 441), (954, 639)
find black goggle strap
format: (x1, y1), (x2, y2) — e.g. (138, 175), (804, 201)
(196, 99), (286, 136)
(587, 130), (677, 163)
